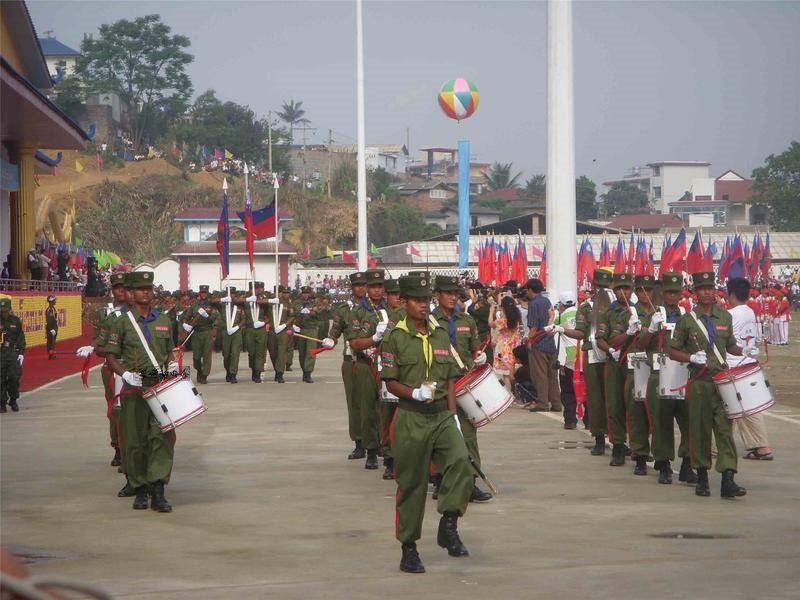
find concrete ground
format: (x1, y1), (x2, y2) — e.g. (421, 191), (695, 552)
(2, 349), (799, 599)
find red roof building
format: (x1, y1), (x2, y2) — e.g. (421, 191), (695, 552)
(605, 213), (685, 232)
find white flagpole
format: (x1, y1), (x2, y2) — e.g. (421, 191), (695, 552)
(273, 174), (280, 292)
(355, 0), (368, 271)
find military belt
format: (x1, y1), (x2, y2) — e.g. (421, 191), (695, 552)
(398, 399), (448, 414)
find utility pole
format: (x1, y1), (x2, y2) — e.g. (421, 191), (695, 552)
(328, 129), (333, 199)
(267, 110), (273, 173)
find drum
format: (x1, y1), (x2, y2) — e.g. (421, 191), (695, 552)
(631, 355), (651, 402)
(143, 374), (207, 432)
(455, 364), (514, 428)
(380, 381), (399, 403)
(713, 362), (774, 419)
(658, 354), (689, 399)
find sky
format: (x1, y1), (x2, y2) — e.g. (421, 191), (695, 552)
(28, 0), (800, 187)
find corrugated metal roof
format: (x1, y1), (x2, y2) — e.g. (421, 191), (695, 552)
(38, 37), (80, 57)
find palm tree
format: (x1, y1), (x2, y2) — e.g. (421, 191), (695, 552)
(277, 99), (308, 142)
(525, 174), (546, 198)
(484, 162), (522, 191)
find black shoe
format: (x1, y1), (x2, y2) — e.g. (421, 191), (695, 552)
(695, 468), (711, 497)
(348, 442), (365, 460)
(252, 370), (259, 382)
(150, 481), (173, 512)
(590, 435), (605, 456)
(528, 403), (549, 412)
(302, 371), (314, 383)
(400, 543), (425, 573)
(678, 457), (698, 484)
(657, 461), (673, 484)
(382, 459), (395, 480)
(10, 403), (20, 412)
(285, 365), (293, 372)
(633, 456), (647, 476)
(0, 406), (6, 413)
(431, 474), (442, 500)
(609, 444), (625, 466)
(118, 482), (137, 497)
(110, 448), (122, 467)
(225, 372), (231, 382)
(437, 512), (469, 557)
(275, 372), (285, 383)
(564, 422), (577, 430)
(230, 375), (237, 384)
(365, 449), (379, 469)
(198, 375), (207, 385)
(470, 484), (493, 503)
(132, 486), (149, 509)
(721, 469), (746, 498)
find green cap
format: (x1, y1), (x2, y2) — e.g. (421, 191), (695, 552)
(172, 291), (182, 299)
(634, 275), (656, 289)
(255, 281), (265, 288)
(0, 298), (11, 310)
(300, 286), (313, 293)
(692, 271), (715, 289)
(661, 272), (683, 292)
(364, 269), (385, 284)
(278, 285), (292, 293)
(110, 272), (126, 287)
(128, 271), (155, 288)
(434, 275), (461, 292)
(407, 271), (428, 278)
(593, 268), (612, 287)
(349, 272), (368, 285)
(399, 274), (432, 298)
(612, 273), (634, 289)
(384, 278), (400, 294)
(199, 285), (210, 293)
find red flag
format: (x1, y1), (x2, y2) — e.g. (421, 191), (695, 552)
(613, 238), (626, 273)
(686, 231), (703, 274)
(244, 192), (255, 271)
(408, 245), (421, 257)
(343, 250), (358, 265)
(539, 245), (547, 285)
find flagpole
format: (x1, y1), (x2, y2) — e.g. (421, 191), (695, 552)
(355, 0), (368, 271)
(273, 174), (280, 290)
(244, 164), (256, 293)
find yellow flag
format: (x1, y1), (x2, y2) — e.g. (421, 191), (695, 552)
(224, 149), (233, 160)
(75, 160), (84, 173)
(325, 246), (335, 259)
(148, 146), (157, 158)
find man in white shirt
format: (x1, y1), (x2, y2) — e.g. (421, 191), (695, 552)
(726, 278), (774, 460)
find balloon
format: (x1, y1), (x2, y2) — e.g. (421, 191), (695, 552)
(438, 78), (479, 121)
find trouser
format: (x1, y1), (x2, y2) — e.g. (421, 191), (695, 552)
(528, 348), (561, 409)
(191, 329), (213, 378)
(101, 365), (120, 449)
(119, 390), (175, 488)
(686, 379), (738, 473)
(247, 327), (268, 372)
(0, 354), (21, 406)
(559, 367), (578, 426)
(352, 361), (379, 450)
(733, 411), (770, 450)
(318, 320), (330, 340)
(392, 408), (473, 544)
(625, 371), (651, 457)
(648, 374), (690, 462)
(285, 337), (295, 368)
(296, 330), (318, 373)
(342, 357), (360, 442)
(585, 360), (607, 437)
(222, 330), (243, 375)
(268, 331), (291, 372)
(604, 361), (628, 445)
(457, 406), (480, 472)
(378, 400), (397, 457)
(46, 329), (57, 353)
(481, 337), (494, 366)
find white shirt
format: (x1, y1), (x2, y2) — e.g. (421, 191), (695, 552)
(727, 304), (758, 368)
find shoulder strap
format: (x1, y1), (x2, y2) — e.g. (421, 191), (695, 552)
(688, 311), (726, 364)
(428, 314), (466, 371)
(125, 310), (160, 370)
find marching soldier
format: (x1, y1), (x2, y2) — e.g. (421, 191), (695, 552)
(0, 297), (26, 413)
(45, 295), (58, 360)
(316, 293), (333, 341)
(267, 285), (295, 383)
(467, 284), (493, 365)
(380, 274), (473, 574)
(244, 281), (269, 383)
(220, 288), (246, 383)
(377, 278), (405, 479)
(180, 284), (218, 384)
(293, 286), (322, 383)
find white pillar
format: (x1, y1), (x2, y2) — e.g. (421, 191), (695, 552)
(546, 0), (576, 299)
(355, 0), (368, 271)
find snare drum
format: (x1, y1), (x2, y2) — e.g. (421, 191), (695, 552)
(713, 362), (774, 419)
(658, 354), (689, 399)
(143, 374), (207, 432)
(630, 355), (650, 401)
(455, 364), (514, 428)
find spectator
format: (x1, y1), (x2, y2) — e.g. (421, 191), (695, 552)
(27, 249), (39, 280)
(36, 249), (51, 281)
(525, 278), (562, 414)
(489, 295), (523, 389)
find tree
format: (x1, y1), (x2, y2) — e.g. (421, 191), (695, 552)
(78, 14), (193, 149)
(277, 99), (308, 142)
(368, 200), (442, 247)
(750, 141), (800, 231)
(600, 182), (650, 216)
(525, 174), (546, 199)
(331, 160), (357, 198)
(576, 175), (598, 220)
(50, 74), (87, 123)
(368, 167), (396, 202)
(484, 162), (522, 191)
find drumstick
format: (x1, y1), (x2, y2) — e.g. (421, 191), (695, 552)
(468, 455), (498, 495)
(292, 332), (325, 343)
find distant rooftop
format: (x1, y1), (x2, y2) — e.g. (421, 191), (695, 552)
(38, 37), (80, 57)
(646, 161), (711, 167)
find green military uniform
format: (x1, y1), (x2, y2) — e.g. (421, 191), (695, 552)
(317, 295), (333, 341)
(1, 298), (26, 412)
(180, 285), (218, 384)
(243, 283), (269, 383)
(380, 275), (472, 551)
(45, 297), (58, 357)
(267, 287), (294, 382)
(377, 279), (405, 471)
(220, 289), (246, 382)
(467, 298), (493, 365)
(293, 287), (323, 382)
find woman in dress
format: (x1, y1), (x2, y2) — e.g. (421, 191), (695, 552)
(489, 295), (523, 389)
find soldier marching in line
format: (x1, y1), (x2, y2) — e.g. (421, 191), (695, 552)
(293, 286), (323, 383)
(0, 297), (25, 413)
(180, 285), (218, 384)
(220, 287), (246, 383)
(267, 285), (295, 383)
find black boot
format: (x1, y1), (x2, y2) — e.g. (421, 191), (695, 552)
(110, 447), (122, 467)
(285, 365), (293, 372)
(590, 434), (605, 456)
(230, 374), (237, 384)
(365, 449), (379, 469)
(348, 441), (366, 460)
(225, 372), (231, 382)
(132, 486), (149, 509)
(695, 468), (711, 497)
(399, 542), (425, 573)
(609, 444), (625, 466)
(633, 456), (648, 476)
(275, 372), (285, 383)
(150, 481), (173, 512)
(302, 371), (314, 383)
(437, 512), (469, 557)
(118, 480), (137, 497)
(0, 404), (6, 413)
(470, 478), (493, 503)
(252, 369), (259, 382)
(657, 461), (673, 484)
(431, 474), (442, 500)
(382, 457), (395, 480)
(9, 399), (19, 412)
(678, 457), (697, 484)
(721, 469), (746, 498)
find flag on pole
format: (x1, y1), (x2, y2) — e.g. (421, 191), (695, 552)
(408, 245), (422, 257)
(326, 246), (335, 259)
(343, 250), (358, 265)
(236, 203), (276, 239)
(216, 179), (231, 279)
(224, 149), (233, 160)
(75, 159), (84, 173)
(370, 242), (380, 255)
(243, 188), (255, 271)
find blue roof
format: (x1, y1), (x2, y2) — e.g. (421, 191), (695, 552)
(38, 37), (80, 57)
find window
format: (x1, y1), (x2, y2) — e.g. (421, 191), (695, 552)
(722, 194), (729, 201)
(653, 186), (661, 198)
(429, 189), (447, 199)
(653, 166), (661, 176)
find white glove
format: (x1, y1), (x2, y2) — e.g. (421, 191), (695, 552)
(253, 320), (265, 329)
(301, 307), (311, 315)
(182, 323), (194, 333)
(246, 295), (258, 303)
(372, 321), (389, 343)
(227, 325), (240, 335)
(690, 351), (707, 366)
(550, 325), (565, 334)
(167, 361), (179, 373)
(322, 337), (335, 349)
(411, 386), (433, 402)
(220, 296), (231, 304)
(453, 413), (463, 435)
(744, 345), (760, 359)
(610, 349), (621, 362)
(626, 315), (641, 336)
(347, 300), (354, 308)
(17, 355), (24, 366)
(275, 324), (286, 334)
(267, 298), (280, 305)
(292, 324), (302, 333)
(474, 351), (487, 365)
(50, 329), (57, 336)
(76, 345), (94, 358)
(648, 312), (665, 333)
(198, 308), (209, 318)
(122, 371), (142, 387)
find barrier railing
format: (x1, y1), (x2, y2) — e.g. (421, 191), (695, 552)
(0, 279), (84, 293)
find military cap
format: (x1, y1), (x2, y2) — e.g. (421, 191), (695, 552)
(384, 278), (400, 294)
(407, 271), (428, 278)
(399, 274), (432, 298)
(122, 272), (134, 287)
(0, 298), (11, 310)
(692, 271), (715, 289)
(349, 272), (368, 285)
(634, 274), (655, 289)
(128, 271), (155, 288)
(255, 281), (265, 288)
(199, 285), (210, 293)
(661, 272), (683, 292)
(278, 285), (292, 293)
(612, 272), (634, 289)
(110, 272), (126, 287)
(300, 286), (312, 294)
(172, 291), (182, 299)
(228, 286), (237, 293)
(365, 269), (385, 284)
(47, 295), (56, 303)
(434, 275), (461, 292)
(593, 268), (612, 287)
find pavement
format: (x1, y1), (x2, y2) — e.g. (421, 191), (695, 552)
(2, 349), (799, 599)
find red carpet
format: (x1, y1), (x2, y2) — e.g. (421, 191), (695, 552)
(20, 323), (103, 392)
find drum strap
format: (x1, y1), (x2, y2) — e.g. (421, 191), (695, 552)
(428, 315), (466, 371)
(125, 310), (161, 371)
(689, 312), (726, 365)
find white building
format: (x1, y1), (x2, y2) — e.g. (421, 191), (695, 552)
(38, 36), (80, 78)
(603, 161), (712, 214)
(330, 144), (409, 176)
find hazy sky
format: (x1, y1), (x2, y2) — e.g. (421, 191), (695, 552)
(28, 0), (800, 186)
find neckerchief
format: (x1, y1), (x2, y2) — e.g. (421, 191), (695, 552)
(395, 317), (433, 377)
(136, 308), (161, 344)
(434, 306), (460, 345)
(700, 313), (716, 346)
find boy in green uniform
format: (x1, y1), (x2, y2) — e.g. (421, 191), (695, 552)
(377, 278), (405, 479)
(244, 282), (269, 383)
(180, 285), (218, 384)
(669, 271), (753, 498)
(293, 286), (322, 383)
(220, 288), (245, 383)
(316, 293), (333, 341)
(0, 297), (26, 413)
(381, 274), (473, 574)
(467, 284), (493, 365)
(45, 295), (58, 359)
(267, 286), (295, 383)
(100, 271), (176, 512)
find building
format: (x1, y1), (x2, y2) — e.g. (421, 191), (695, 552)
(330, 144), (409, 176)
(38, 34), (79, 79)
(604, 213), (686, 233)
(390, 181), (457, 212)
(603, 161), (712, 214)
(423, 202), (503, 231)
(668, 170), (762, 228)
(173, 207), (294, 243)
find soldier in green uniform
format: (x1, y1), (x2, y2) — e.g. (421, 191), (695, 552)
(322, 273), (367, 459)
(377, 278), (405, 479)
(467, 284), (493, 365)
(573, 269), (613, 455)
(166, 291), (182, 346)
(100, 271), (176, 512)
(432, 275), (492, 503)
(316, 293), (333, 341)
(180, 284), (218, 384)
(635, 272), (696, 485)
(293, 286), (322, 383)
(346, 269), (388, 470)
(244, 281), (269, 383)
(284, 288), (297, 373)
(45, 295), (58, 359)
(220, 287), (246, 383)
(381, 274), (473, 574)
(267, 285), (295, 383)
(669, 271), (752, 498)
(595, 272), (638, 467)
(1, 297), (26, 413)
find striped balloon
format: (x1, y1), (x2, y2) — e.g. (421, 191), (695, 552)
(438, 78), (479, 121)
